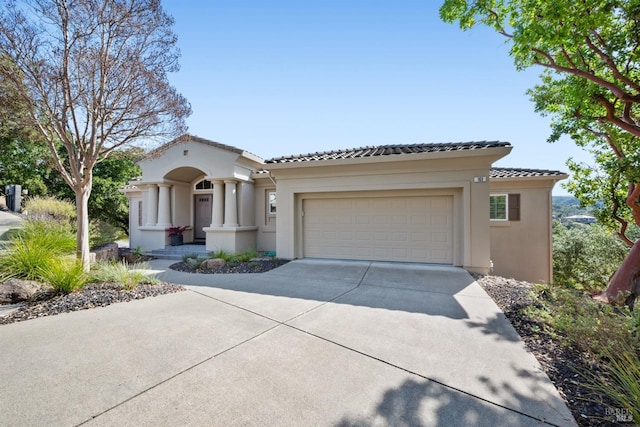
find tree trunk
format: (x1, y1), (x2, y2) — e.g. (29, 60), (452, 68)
(602, 239), (640, 306)
(75, 184), (92, 272)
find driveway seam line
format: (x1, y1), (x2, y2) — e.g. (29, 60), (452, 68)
(75, 323), (281, 426)
(282, 262), (373, 324)
(281, 323), (563, 427)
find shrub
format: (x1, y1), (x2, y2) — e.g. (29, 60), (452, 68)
(553, 222), (629, 292)
(38, 258), (87, 293)
(235, 248), (259, 263)
(530, 286), (639, 360)
(208, 249), (233, 262)
(89, 219), (125, 249)
(0, 219), (76, 280)
(90, 261), (158, 290)
(23, 196), (76, 224)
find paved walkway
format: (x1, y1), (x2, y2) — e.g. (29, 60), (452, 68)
(0, 259), (576, 426)
(0, 209), (22, 242)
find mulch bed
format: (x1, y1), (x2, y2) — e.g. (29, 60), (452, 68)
(476, 275), (630, 426)
(169, 258), (290, 274)
(0, 282), (185, 326)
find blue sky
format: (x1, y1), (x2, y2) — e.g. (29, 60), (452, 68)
(162, 1), (593, 196)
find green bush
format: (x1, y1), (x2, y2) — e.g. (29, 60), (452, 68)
(0, 219), (76, 280)
(90, 261), (158, 290)
(530, 286), (639, 359)
(553, 222), (629, 291)
(23, 196), (76, 224)
(89, 219), (125, 249)
(38, 258), (87, 293)
(208, 249), (233, 262)
(208, 248), (259, 263)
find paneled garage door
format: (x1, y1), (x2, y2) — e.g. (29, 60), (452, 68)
(303, 195), (453, 263)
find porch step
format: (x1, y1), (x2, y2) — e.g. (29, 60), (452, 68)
(149, 244), (209, 260)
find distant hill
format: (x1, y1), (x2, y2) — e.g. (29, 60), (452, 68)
(552, 196), (594, 219)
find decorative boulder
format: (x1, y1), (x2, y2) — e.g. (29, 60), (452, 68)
(200, 258), (226, 269)
(0, 279), (55, 304)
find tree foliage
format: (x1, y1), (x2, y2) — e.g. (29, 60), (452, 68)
(440, 0), (640, 303)
(0, 0), (191, 269)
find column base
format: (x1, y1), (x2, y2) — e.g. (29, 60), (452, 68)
(203, 226), (258, 253)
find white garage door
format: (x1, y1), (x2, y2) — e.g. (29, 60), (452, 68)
(303, 195), (453, 264)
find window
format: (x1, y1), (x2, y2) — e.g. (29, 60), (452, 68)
(138, 200), (143, 226)
(195, 180), (212, 190)
(490, 194), (507, 220)
(268, 191), (276, 214)
(490, 194), (520, 221)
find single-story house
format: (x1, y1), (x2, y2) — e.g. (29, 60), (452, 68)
(122, 135), (567, 283)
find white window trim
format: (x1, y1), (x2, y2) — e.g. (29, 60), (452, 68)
(267, 190), (276, 215)
(490, 194), (509, 221)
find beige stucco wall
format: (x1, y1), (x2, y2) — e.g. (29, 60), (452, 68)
(125, 138), (263, 252)
(268, 148), (510, 273)
(253, 175), (277, 252)
(489, 177), (561, 283)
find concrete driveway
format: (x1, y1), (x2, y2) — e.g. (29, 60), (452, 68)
(0, 259), (576, 426)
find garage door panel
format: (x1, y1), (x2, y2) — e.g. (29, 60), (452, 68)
(303, 195), (453, 264)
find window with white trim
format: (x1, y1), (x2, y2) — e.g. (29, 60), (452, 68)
(490, 194), (508, 221)
(490, 193), (521, 221)
(268, 191), (276, 214)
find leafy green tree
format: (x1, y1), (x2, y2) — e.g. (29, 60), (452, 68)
(48, 148), (142, 235)
(0, 0), (191, 270)
(440, 0), (640, 304)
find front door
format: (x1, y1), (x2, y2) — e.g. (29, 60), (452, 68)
(194, 195), (212, 240)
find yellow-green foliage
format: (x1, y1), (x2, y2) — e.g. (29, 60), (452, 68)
(23, 196), (76, 224)
(90, 261), (158, 291)
(38, 258), (87, 293)
(0, 219), (76, 281)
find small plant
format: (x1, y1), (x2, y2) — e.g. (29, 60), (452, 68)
(235, 248), (259, 263)
(209, 249), (233, 262)
(182, 253), (199, 263)
(581, 347), (640, 424)
(39, 258), (87, 294)
(166, 225), (189, 237)
(90, 261), (158, 290)
(132, 246), (145, 257)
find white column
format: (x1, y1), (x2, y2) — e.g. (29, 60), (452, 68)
(157, 184), (172, 226)
(211, 180), (224, 227)
(223, 179), (238, 227)
(146, 184), (158, 226)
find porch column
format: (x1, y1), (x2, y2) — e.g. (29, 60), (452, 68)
(223, 179), (238, 227)
(157, 183), (172, 226)
(146, 184), (158, 226)
(211, 180), (224, 227)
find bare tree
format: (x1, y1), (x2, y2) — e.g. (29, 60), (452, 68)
(0, 0), (191, 270)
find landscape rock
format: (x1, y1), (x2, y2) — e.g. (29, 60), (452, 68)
(200, 258), (226, 269)
(0, 278), (55, 304)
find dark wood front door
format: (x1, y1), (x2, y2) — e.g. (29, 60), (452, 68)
(194, 195), (212, 240)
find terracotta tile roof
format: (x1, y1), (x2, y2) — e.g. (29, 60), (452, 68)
(265, 141), (511, 164)
(490, 167), (567, 178)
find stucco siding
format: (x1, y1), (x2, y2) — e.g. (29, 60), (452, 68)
(489, 180), (555, 283)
